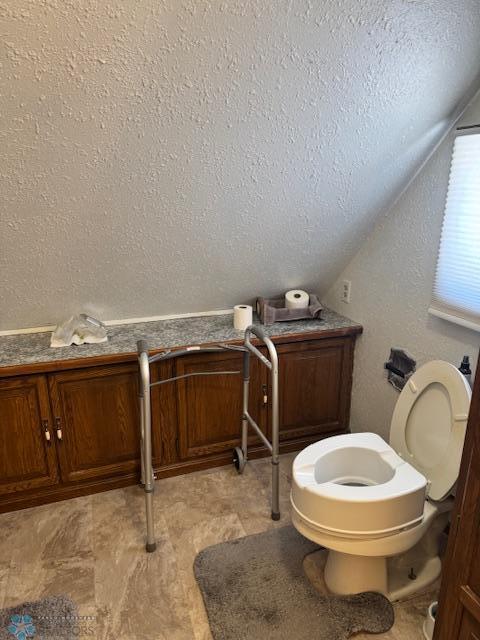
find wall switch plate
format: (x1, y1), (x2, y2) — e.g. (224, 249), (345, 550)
(341, 280), (351, 303)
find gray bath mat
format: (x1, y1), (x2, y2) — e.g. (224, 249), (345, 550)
(0, 595), (77, 639)
(194, 525), (394, 639)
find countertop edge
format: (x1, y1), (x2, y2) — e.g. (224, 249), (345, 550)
(0, 323), (363, 379)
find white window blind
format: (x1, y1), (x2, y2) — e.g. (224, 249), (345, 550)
(429, 130), (480, 332)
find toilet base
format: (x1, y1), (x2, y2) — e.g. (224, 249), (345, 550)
(388, 551), (441, 601)
(324, 551), (388, 596)
(324, 550), (441, 601)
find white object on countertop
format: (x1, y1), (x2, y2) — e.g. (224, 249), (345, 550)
(50, 315), (108, 347)
(285, 289), (309, 309)
(233, 304), (253, 331)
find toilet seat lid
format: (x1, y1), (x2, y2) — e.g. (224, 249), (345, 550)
(389, 360), (471, 501)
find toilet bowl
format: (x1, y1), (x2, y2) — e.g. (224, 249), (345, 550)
(291, 360), (471, 600)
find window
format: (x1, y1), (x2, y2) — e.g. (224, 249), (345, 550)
(429, 129), (480, 332)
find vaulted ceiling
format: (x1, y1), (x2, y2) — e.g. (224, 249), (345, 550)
(1, 0), (480, 329)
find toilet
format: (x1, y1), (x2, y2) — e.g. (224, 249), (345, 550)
(291, 360), (471, 601)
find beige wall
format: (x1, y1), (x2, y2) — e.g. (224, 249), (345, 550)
(325, 94), (480, 440)
(2, 1), (480, 330)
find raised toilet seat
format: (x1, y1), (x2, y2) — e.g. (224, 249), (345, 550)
(292, 432), (427, 538)
(291, 360), (471, 600)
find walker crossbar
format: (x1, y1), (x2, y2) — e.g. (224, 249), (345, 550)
(150, 370), (240, 388)
(148, 345), (242, 365)
(137, 326), (280, 553)
(244, 411), (272, 451)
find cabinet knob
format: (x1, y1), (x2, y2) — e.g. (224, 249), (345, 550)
(42, 420), (51, 444)
(262, 384), (268, 406)
(55, 417), (63, 441)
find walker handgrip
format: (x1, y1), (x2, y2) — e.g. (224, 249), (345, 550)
(244, 325), (276, 370)
(137, 340), (148, 354)
(245, 324), (267, 342)
(244, 338), (272, 369)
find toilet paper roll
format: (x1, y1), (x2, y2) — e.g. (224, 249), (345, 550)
(285, 289), (309, 309)
(233, 304), (253, 331)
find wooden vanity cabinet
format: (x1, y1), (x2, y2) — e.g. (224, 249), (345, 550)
(0, 328), (359, 512)
(173, 337), (356, 461)
(0, 375), (58, 496)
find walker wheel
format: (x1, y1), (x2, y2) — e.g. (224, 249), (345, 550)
(233, 447), (246, 474)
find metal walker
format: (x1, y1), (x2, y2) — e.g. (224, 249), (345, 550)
(137, 325), (280, 552)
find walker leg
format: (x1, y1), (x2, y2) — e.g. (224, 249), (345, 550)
(139, 347), (156, 552)
(271, 459), (280, 521)
(145, 490), (156, 553)
(143, 399), (156, 551)
(234, 351), (251, 474)
(139, 393), (145, 486)
(241, 415), (248, 460)
(271, 353), (280, 521)
(241, 350), (250, 462)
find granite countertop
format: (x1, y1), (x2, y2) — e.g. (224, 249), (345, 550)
(0, 308), (361, 371)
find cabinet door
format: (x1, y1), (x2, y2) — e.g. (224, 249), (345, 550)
(0, 376), (58, 496)
(49, 364), (140, 483)
(275, 338), (354, 442)
(176, 350), (266, 460)
(434, 362), (480, 640)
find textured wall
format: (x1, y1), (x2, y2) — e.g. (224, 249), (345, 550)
(2, 1), (480, 330)
(324, 94), (480, 441)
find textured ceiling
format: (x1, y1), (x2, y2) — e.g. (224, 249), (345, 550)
(1, 0), (480, 330)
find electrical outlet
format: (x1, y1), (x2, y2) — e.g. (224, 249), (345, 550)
(341, 280), (351, 303)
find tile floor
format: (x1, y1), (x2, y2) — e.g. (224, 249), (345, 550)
(0, 453), (437, 639)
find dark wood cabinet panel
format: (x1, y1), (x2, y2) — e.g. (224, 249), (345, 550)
(0, 376), (58, 495)
(275, 338), (353, 441)
(48, 364), (141, 483)
(0, 329), (359, 512)
(434, 361), (480, 640)
(176, 350), (267, 460)
(469, 526), (480, 596)
(458, 611), (480, 640)
(150, 360), (178, 467)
